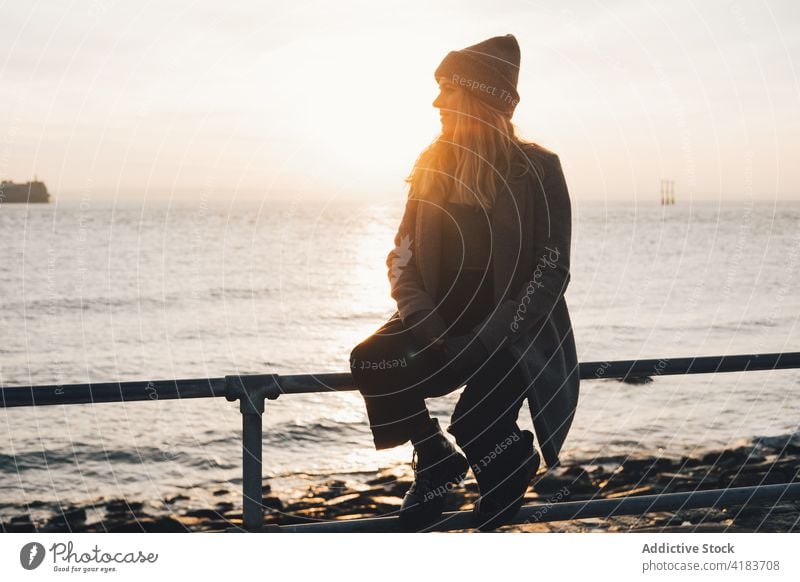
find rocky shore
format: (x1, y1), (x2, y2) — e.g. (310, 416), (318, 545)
(3, 433), (799, 533)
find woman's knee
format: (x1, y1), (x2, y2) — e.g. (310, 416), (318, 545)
(349, 341), (375, 380)
(350, 321), (415, 372)
(349, 335), (385, 370)
(349, 341), (364, 365)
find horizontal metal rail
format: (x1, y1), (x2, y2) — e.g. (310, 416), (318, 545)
(2, 351), (799, 408)
(0, 377), (228, 408)
(2, 350), (799, 532)
(274, 482), (800, 533)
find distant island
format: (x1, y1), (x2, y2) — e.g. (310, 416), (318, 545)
(0, 179), (51, 203)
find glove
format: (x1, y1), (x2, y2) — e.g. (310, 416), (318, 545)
(404, 309), (447, 347)
(443, 334), (490, 376)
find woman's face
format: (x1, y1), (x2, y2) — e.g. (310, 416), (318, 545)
(432, 78), (459, 137)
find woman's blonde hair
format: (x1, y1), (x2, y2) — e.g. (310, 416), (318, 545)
(406, 83), (540, 208)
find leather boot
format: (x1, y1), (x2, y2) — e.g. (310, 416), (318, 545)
(399, 430), (469, 531)
(471, 429), (540, 531)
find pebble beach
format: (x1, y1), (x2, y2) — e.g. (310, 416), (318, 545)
(3, 432), (798, 533)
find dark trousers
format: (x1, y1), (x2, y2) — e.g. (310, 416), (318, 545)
(349, 312), (530, 461)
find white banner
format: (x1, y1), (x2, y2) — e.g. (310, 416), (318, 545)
(1, 532), (798, 581)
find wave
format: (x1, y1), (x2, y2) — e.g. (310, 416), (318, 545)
(1, 295), (179, 314)
(264, 419), (364, 446)
(208, 286), (278, 300)
(1, 285), (282, 315)
(0, 445), (195, 473)
(317, 311), (396, 322)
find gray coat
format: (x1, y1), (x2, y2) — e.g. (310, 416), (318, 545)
(386, 142), (580, 469)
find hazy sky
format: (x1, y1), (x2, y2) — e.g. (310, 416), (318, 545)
(2, 0), (799, 203)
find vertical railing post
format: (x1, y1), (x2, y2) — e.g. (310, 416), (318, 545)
(225, 374), (281, 532)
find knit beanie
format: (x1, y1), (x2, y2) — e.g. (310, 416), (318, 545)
(434, 34), (521, 116)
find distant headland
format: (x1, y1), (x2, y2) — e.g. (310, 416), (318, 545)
(0, 178), (51, 203)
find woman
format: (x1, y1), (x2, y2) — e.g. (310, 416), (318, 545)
(349, 34), (580, 531)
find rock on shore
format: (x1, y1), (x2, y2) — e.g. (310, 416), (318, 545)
(2, 433), (799, 533)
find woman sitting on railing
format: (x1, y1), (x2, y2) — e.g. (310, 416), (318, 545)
(349, 34), (580, 531)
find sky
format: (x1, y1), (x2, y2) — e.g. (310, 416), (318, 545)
(1, 0), (799, 203)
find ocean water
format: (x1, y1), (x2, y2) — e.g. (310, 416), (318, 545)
(1, 197), (799, 513)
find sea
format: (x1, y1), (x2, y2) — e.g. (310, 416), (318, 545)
(1, 197), (799, 516)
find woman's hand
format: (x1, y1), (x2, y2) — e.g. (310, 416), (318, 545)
(443, 334), (490, 375)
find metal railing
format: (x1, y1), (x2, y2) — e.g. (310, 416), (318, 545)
(2, 351), (800, 532)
